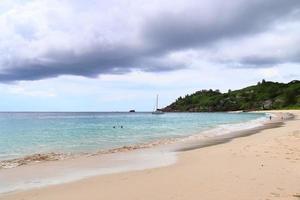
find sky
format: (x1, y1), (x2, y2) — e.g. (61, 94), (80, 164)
(0, 0), (300, 111)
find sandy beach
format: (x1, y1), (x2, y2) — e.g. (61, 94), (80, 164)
(1, 110), (300, 200)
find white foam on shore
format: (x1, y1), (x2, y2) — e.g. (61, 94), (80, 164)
(0, 149), (177, 195)
(177, 114), (268, 142)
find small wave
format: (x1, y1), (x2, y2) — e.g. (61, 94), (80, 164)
(0, 139), (178, 169)
(93, 138), (179, 155)
(175, 115), (268, 142)
(0, 153), (68, 169)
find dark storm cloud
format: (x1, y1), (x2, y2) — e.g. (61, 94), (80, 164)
(223, 49), (300, 68)
(0, 44), (184, 82)
(0, 0), (300, 82)
(233, 56), (283, 67)
(142, 0), (300, 52)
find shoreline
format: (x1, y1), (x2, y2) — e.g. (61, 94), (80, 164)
(0, 110), (299, 199)
(0, 112), (268, 170)
(0, 112), (265, 170)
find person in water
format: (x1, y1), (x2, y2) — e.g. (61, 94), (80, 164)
(269, 116), (272, 120)
(113, 126), (123, 128)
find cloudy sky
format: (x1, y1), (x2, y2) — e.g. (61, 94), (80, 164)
(0, 0), (299, 111)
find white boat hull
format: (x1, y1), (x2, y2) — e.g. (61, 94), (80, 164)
(152, 110), (164, 114)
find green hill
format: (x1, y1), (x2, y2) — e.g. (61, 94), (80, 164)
(162, 80), (300, 112)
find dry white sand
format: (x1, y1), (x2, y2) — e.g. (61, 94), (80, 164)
(1, 110), (300, 200)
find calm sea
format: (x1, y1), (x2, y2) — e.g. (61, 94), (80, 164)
(0, 112), (266, 161)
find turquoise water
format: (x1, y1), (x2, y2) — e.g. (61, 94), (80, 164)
(0, 112), (265, 161)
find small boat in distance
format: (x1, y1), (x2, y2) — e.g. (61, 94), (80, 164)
(152, 94), (164, 114)
(129, 110), (135, 112)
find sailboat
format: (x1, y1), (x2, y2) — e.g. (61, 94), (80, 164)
(152, 94), (164, 114)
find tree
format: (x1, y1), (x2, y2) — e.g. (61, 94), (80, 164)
(284, 90), (297, 106)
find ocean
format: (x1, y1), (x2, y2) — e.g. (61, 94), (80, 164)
(0, 112), (266, 162)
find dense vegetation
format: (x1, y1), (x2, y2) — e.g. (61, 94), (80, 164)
(162, 80), (300, 112)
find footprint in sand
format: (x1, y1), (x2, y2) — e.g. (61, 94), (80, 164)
(270, 192), (280, 197)
(293, 194), (300, 199)
(293, 130), (300, 138)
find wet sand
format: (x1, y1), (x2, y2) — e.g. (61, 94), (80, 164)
(1, 110), (300, 200)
